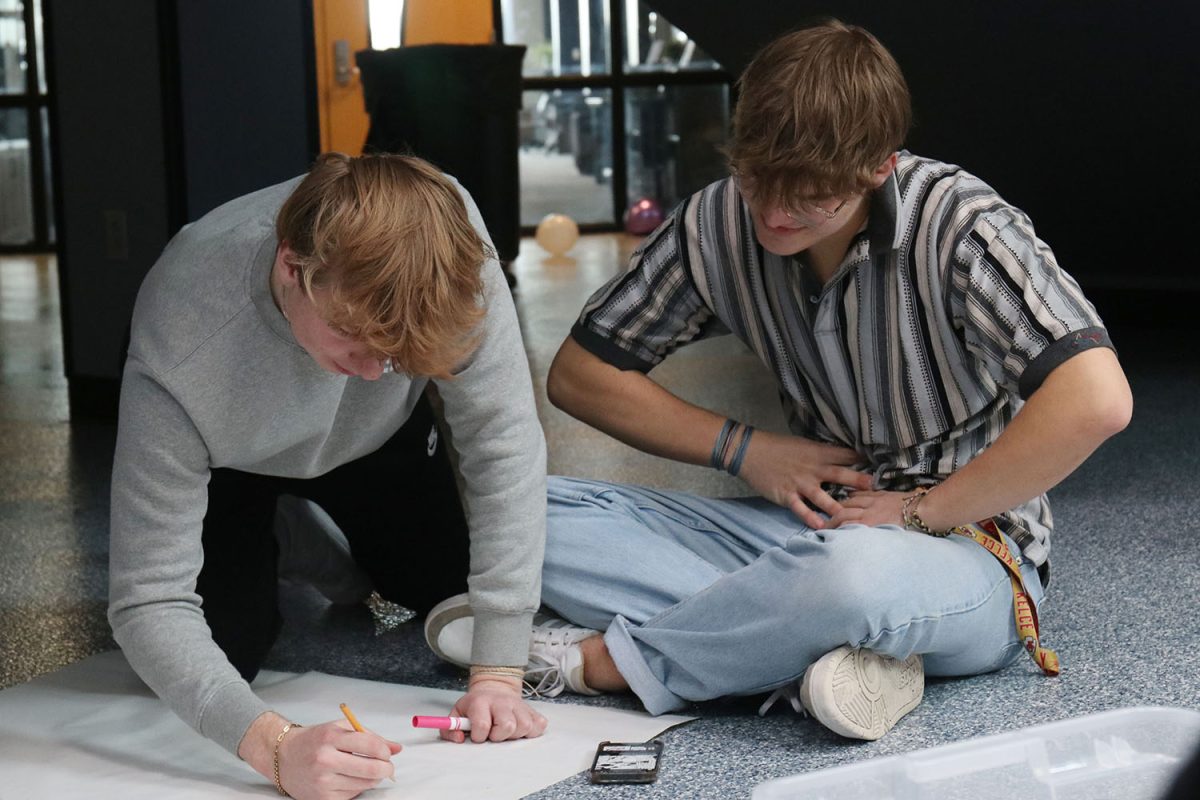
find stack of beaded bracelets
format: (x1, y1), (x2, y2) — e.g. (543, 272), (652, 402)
(900, 486), (951, 537)
(710, 419), (755, 477)
(274, 721), (303, 796)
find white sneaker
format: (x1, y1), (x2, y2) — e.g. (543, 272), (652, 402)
(524, 615), (601, 697)
(798, 646), (924, 740)
(424, 593), (475, 668)
(274, 495), (373, 605)
(423, 595), (601, 696)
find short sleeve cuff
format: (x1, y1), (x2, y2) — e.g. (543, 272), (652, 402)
(570, 321), (658, 373)
(1018, 326), (1115, 399)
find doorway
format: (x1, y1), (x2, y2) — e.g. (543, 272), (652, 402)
(0, 0), (52, 252)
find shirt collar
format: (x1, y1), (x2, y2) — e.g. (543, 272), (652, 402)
(862, 168), (902, 256)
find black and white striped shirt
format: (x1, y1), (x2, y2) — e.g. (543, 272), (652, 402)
(572, 152), (1113, 573)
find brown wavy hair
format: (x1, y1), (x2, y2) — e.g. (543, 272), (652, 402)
(276, 152), (490, 378)
(728, 20), (911, 207)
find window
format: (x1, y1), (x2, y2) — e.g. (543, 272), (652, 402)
(520, 87), (614, 225)
(506, 0), (732, 229)
(0, 0), (51, 250)
(367, 0), (404, 50)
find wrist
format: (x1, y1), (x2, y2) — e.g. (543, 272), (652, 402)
(271, 721), (304, 796)
(238, 711), (285, 773)
(915, 486), (951, 532)
(902, 486), (952, 536)
(468, 673), (524, 694)
(709, 418), (756, 476)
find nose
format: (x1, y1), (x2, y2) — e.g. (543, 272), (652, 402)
(761, 205), (801, 229)
(351, 352), (385, 381)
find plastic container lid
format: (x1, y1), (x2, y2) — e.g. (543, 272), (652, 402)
(753, 706), (1200, 800)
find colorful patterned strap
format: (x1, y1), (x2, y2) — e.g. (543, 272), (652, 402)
(952, 518), (1060, 677)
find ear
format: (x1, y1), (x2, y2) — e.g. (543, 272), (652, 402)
(274, 241), (302, 288)
(872, 153), (899, 188)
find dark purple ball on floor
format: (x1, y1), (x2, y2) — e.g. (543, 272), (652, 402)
(624, 197), (665, 235)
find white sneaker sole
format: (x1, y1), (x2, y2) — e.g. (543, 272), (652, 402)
(800, 646), (924, 740)
(423, 593), (474, 669)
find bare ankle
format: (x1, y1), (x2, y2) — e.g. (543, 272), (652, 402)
(580, 634), (629, 692)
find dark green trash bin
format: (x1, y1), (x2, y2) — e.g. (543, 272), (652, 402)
(357, 44), (526, 264)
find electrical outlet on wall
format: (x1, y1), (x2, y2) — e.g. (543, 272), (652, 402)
(104, 209), (128, 261)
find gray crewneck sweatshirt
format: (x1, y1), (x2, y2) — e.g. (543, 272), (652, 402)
(108, 177), (546, 756)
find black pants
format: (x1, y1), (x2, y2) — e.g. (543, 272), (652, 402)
(196, 394), (469, 680)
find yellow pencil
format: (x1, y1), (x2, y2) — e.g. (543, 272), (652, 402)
(340, 703), (397, 783)
(340, 702), (365, 732)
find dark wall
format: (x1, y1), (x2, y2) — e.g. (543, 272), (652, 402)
(47, 0), (317, 416)
(648, 1), (1200, 295)
(47, 0), (173, 391)
(175, 1), (317, 222)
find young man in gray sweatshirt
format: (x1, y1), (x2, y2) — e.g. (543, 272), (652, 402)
(108, 153), (547, 799)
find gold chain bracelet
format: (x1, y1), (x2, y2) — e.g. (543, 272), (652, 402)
(274, 721), (303, 796)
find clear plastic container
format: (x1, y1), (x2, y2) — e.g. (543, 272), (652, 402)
(753, 706), (1200, 800)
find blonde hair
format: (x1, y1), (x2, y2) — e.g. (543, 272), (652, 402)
(276, 152), (490, 378)
(728, 20), (911, 207)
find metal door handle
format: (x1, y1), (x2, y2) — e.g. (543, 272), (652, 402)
(334, 39), (355, 86)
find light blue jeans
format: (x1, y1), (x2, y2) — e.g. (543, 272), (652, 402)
(542, 477), (1046, 715)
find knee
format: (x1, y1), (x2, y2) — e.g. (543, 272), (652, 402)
(777, 533), (914, 622)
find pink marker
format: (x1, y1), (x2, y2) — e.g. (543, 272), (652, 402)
(412, 715), (472, 732)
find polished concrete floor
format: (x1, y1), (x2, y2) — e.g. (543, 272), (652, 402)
(1, 242), (1198, 798)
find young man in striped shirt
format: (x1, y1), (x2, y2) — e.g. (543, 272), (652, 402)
(432, 20), (1131, 740)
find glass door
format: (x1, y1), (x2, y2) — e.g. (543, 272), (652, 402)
(506, 0), (732, 231)
(0, 0), (51, 251)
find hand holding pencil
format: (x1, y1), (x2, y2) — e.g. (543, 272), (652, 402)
(241, 707), (400, 800)
(328, 704), (401, 788)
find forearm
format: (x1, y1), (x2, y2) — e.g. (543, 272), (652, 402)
(547, 336), (729, 466)
(110, 595), (269, 753)
(109, 370), (268, 754)
(435, 260), (545, 665)
(918, 348), (1132, 530)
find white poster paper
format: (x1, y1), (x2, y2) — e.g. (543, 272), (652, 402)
(0, 651), (693, 799)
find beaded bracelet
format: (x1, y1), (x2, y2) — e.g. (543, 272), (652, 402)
(274, 721), (303, 796)
(901, 487), (950, 537)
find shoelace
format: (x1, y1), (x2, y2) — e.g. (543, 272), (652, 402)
(531, 623), (584, 646)
(520, 628), (576, 695)
(756, 682), (808, 718)
(520, 624), (587, 698)
(523, 651), (567, 698)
